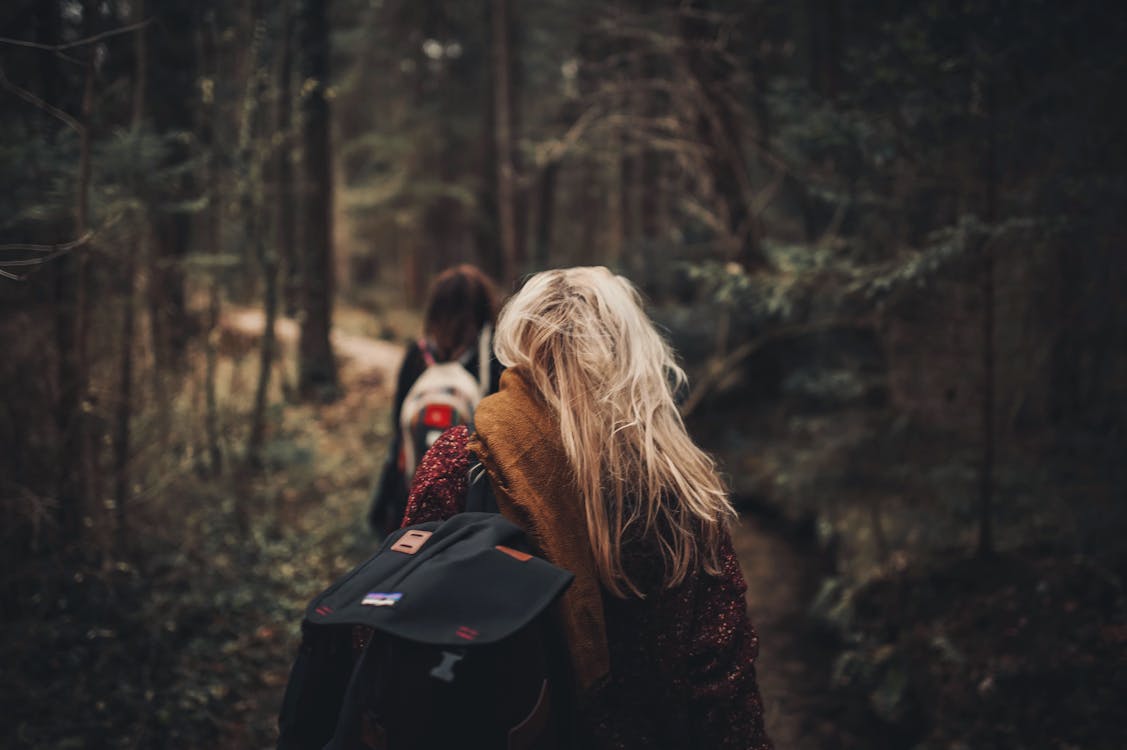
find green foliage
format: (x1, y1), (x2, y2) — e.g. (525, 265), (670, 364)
(0, 135), (77, 229)
(683, 259), (796, 321)
(0, 320), (390, 747)
(87, 128), (209, 238)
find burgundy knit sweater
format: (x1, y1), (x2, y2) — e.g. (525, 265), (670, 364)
(403, 426), (772, 750)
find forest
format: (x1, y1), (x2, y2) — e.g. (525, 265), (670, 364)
(1, 0), (1124, 747)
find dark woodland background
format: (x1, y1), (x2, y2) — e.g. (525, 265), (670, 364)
(1, 0), (1125, 748)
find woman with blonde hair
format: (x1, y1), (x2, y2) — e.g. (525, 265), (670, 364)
(403, 267), (772, 749)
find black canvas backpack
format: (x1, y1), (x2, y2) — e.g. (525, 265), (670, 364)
(277, 508), (574, 750)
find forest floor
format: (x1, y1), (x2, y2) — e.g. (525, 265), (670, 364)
(5, 307), (1122, 749)
(732, 517), (864, 749)
(0, 304), (843, 750)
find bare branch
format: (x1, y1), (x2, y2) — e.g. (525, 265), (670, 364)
(0, 227), (104, 282)
(680, 319), (874, 418)
(0, 232), (95, 255)
(0, 18), (153, 53)
(815, 195), (849, 250)
(0, 250), (74, 268)
(751, 166), (788, 219)
(534, 104), (604, 167)
(0, 67), (84, 134)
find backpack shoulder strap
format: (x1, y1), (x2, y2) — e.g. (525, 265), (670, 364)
(417, 338), (436, 368)
(464, 452), (499, 514)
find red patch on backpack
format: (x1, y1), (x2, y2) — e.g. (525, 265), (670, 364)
(423, 404), (454, 428)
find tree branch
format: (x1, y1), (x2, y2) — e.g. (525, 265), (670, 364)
(534, 104), (603, 168)
(0, 67), (84, 134)
(0, 232), (95, 255)
(680, 318), (873, 418)
(0, 18), (153, 53)
(0, 229), (100, 282)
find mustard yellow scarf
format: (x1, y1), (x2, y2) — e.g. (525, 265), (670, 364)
(468, 369), (611, 692)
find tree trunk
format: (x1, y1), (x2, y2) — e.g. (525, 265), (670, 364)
(113, 1), (148, 548)
(277, 0), (299, 317)
(297, 0), (338, 399)
(804, 0), (842, 99)
(196, 2), (224, 476)
(247, 250), (279, 465)
(475, 3), (502, 279)
(615, 137), (635, 268)
(43, 0), (75, 545)
(677, 2), (766, 271)
(54, 240), (84, 542)
(533, 159), (559, 270)
(204, 278), (223, 475)
(978, 231), (996, 559)
(491, 0), (520, 284)
(55, 0), (99, 544)
(77, 2), (99, 526)
(240, 14), (267, 462)
(248, 3), (291, 466)
(147, 0), (196, 372)
(977, 40), (998, 560)
(636, 6), (663, 288)
(33, 0), (61, 117)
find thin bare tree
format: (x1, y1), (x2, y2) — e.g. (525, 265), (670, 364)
(112, 0), (148, 549)
(297, 0), (338, 399)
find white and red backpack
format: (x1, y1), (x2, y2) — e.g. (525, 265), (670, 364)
(398, 325), (492, 483)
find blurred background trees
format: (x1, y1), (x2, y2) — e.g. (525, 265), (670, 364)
(4, 0), (1121, 573)
(1, 0), (1124, 747)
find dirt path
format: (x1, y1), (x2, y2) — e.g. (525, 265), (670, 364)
(732, 517), (847, 749)
(221, 306), (404, 388)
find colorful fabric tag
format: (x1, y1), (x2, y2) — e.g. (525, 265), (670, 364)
(423, 403), (455, 428)
(362, 592), (402, 607)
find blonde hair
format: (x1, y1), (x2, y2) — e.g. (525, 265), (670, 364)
(493, 267), (736, 597)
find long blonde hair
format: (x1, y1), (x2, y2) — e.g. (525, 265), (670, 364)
(493, 267), (736, 597)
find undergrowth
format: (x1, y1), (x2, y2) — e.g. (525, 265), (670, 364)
(1, 337), (394, 749)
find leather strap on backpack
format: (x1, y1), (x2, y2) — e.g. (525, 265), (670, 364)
(464, 452), (499, 514)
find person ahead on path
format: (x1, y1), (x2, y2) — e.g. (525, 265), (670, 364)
(403, 267), (772, 749)
(367, 264), (502, 536)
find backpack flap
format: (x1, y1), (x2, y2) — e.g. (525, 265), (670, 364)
(305, 513), (574, 647)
